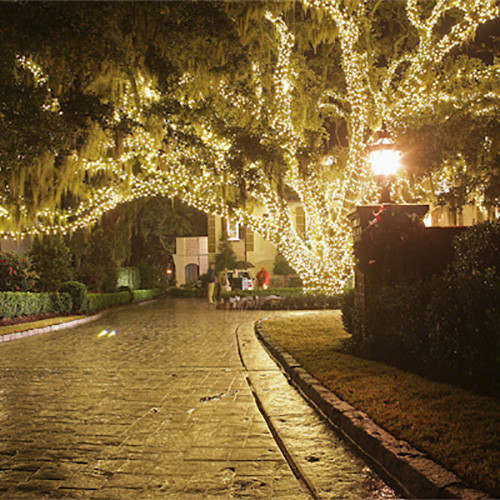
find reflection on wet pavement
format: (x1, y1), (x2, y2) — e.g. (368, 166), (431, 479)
(0, 298), (397, 498)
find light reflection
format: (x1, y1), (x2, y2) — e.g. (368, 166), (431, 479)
(97, 329), (116, 338)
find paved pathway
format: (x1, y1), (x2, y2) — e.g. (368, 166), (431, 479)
(0, 298), (395, 498)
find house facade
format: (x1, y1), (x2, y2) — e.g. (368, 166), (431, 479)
(173, 203), (306, 285)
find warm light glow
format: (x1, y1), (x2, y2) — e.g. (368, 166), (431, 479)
(370, 149), (402, 177)
(1, 0), (497, 294)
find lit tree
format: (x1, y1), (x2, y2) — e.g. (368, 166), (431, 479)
(0, 1), (498, 292)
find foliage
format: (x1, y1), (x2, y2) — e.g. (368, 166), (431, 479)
(58, 281), (87, 313)
(0, 292), (72, 319)
(273, 252), (296, 276)
(137, 262), (161, 290)
(82, 291), (132, 315)
(214, 237), (237, 273)
(0, 251), (37, 292)
(343, 222), (500, 395)
(78, 227), (118, 293)
(262, 312), (500, 498)
(116, 267), (141, 291)
(29, 235), (73, 291)
(132, 289), (161, 301)
(0, 1), (497, 293)
(221, 288), (342, 309)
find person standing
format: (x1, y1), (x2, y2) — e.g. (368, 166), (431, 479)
(218, 267), (230, 293)
(207, 263), (216, 303)
(256, 267), (270, 290)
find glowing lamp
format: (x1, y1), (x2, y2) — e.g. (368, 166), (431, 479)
(368, 130), (402, 203)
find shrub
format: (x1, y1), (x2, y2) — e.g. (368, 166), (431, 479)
(343, 221), (500, 395)
(220, 288), (342, 309)
(138, 262), (159, 289)
(49, 292), (73, 314)
(117, 267), (141, 291)
(133, 289), (161, 301)
(0, 292), (72, 318)
(273, 252), (296, 276)
(82, 291), (132, 315)
(59, 281), (87, 313)
(29, 235), (73, 291)
(0, 252), (37, 292)
(214, 237), (237, 272)
(79, 227), (118, 293)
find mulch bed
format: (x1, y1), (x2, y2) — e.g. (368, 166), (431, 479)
(0, 312), (63, 327)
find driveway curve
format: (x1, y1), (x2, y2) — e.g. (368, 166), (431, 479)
(0, 298), (394, 498)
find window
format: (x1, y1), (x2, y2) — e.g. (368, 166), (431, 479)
(226, 220), (240, 241)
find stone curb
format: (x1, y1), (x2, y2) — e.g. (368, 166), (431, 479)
(0, 298), (160, 344)
(0, 313), (104, 343)
(254, 321), (488, 500)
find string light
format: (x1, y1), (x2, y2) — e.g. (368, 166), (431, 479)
(1, 1), (497, 294)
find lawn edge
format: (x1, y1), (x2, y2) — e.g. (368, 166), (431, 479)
(0, 298), (160, 344)
(0, 313), (104, 343)
(255, 319), (488, 500)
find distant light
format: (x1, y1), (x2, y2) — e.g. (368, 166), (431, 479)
(423, 213), (432, 227)
(97, 329), (108, 337)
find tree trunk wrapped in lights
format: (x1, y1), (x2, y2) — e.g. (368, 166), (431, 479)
(0, 1), (498, 292)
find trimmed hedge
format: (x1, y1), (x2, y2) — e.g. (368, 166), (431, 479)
(82, 291), (132, 314)
(133, 289), (161, 301)
(343, 220), (500, 396)
(0, 292), (72, 319)
(0, 288), (161, 320)
(59, 281), (87, 313)
(221, 288), (342, 310)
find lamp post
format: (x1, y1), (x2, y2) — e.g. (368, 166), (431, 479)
(368, 130), (402, 204)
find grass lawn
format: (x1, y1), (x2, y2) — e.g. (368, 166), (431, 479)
(262, 311), (500, 498)
(0, 316), (84, 336)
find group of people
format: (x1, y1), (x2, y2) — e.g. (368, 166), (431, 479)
(207, 263), (270, 304)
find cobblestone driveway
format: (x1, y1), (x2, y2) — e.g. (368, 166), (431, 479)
(0, 299), (393, 498)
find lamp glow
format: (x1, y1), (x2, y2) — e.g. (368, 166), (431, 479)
(370, 149), (401, 177)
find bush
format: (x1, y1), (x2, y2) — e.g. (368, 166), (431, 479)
(82, 291), (132, 315)
(0, 292), (72, 319)
(221, 288), (342, 309)
(0, 252), (37, 292)
(79, 227), (118, 293)
(273, 252), (296, 276)
(138, 262), (159, 289)
(117, 267), (141, 291)
(343, 221), (500, 395)
(59, 281), (87, 313)
(132, 289), (161, 301)
(29, 235), (73, 291)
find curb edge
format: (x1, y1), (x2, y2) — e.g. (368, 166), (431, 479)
(254, 320), (488, 500)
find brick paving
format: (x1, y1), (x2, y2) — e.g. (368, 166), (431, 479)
(0, 298), (392, 498)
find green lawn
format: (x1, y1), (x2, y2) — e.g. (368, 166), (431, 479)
(262, 311), (500, 498)
(0, 316), (83, 336)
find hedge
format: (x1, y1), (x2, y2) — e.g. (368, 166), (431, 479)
(221, 288), (342, 310)
(0, 288), (161, 320)
(132, 288), (161, 301)
(342, 220), (500, 396)
(82, 291), (133, 314)
(0, 292), (72, 319)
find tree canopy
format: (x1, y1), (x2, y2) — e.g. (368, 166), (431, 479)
(0, 0), (498, 291)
